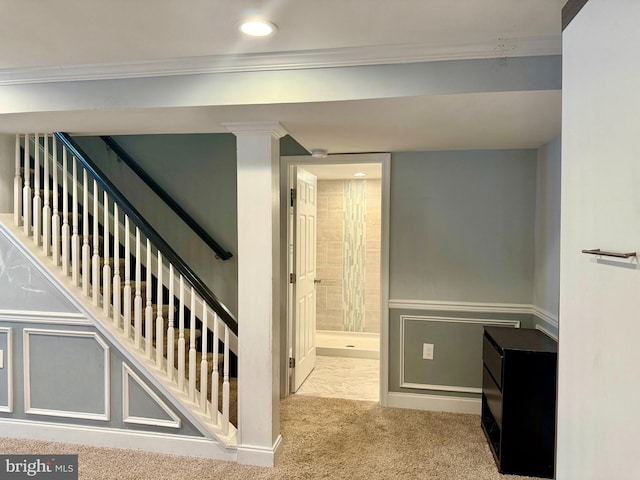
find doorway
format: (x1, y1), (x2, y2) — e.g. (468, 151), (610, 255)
(281, 154), (390, 403)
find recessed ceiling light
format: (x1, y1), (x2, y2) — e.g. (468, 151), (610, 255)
(353, 172), (366, 177)
(240, 19), (277, 37)
(311, 149), (328, 158)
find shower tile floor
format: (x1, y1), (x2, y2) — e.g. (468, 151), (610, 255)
(295, 355), (379, 402)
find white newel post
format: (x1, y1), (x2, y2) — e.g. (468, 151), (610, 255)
(224, 121), (286, 467)
(0, 135), (15, 214)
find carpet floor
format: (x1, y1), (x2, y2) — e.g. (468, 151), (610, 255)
(0, 395), (545, 480)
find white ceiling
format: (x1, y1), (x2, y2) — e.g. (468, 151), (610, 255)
(301, 163), (382, 180)
(0, 0), (565, 153)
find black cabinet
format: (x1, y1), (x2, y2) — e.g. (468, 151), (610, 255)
(481, 326), (557, 478)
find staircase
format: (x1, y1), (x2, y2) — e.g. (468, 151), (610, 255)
(11, 132), (239, 446)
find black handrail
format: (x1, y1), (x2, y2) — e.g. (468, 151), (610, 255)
(54, 132), (238, 336)
(99, 136), (233, 261)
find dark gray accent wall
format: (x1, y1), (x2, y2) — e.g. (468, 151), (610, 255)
(389, 149), (537, 303)
(0, 229), (79, 313)
(74, 133), (239, 316)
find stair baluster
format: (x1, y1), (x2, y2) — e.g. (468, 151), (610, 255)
(33, 133), (41, 246)
(92, 180), (100, 305)
(211, 311), (219, 424)
(200, 302), (209, 413)
(112, 204), (121, 328)
(167, 264), (175, 380)
(189, 287), (197, 401)
(134, 227), (143, 348)
(23, 134), (31, 236)
(14, 134), (22, 227)
(51, 136), (60, 265)
(71, 156), (80, 286)
(222, 324), (230, 435)
(178, 275), (186, 391)
(155, 251), (164, 368)
(82, 169), (91, 296)
(103, 191), (111, 317)
(123, 215), (132, 337)
(62, 150), (70, 275)
(145, 239), (153, 359)
(42, 134), (51, 256)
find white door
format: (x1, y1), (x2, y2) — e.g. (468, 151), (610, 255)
(291, 167), (317, 392)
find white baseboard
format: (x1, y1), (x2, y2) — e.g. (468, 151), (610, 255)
(237, 434), (283, 467)
(0, 418), (237, 461)
(385, 392), (481, 415)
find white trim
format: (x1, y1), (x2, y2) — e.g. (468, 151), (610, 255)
(531, 305), (559, 329)
(0, 36), (561, 86)
(380, 154), (391, 407)
(23, 328), (110, 421)
(536, 324), (558, 341)
(122, 364), (181, 429)
(222, 121), (288, 138)
(0, 327), (13, 413)
(0, 418), (236, 461)
(399, 315), (519, 394)
(0, 310), (88, 325)
(386, 392), (481, 415)
(237, 434), (283, 467)
(389, 299), (533, 314)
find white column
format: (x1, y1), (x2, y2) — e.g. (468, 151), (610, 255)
(224, 121), (286, 467)
(0, 135), (14, 213)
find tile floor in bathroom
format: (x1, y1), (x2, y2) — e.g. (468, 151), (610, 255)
(294, 355), (379, 402)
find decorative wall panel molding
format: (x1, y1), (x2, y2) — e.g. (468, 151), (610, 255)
(122, 364), (181, 429)
(399, 315), (520, 394)
(0, 327), (13, 413)
(23, 328), (110, 421)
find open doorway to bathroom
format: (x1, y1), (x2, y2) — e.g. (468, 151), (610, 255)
(282, 154), (389, 403)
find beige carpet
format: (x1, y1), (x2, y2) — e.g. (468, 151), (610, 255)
(0, 395), (545, 480)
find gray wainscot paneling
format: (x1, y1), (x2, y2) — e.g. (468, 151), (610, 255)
(0, 229), (79, 313)
(389, 308), (533, 397)
(0, 322), (203, 437)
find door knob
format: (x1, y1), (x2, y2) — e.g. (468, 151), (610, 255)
(314, 279), (322, 284)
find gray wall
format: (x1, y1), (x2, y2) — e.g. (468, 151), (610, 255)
(0, 228), (78, 313)
(389, 149), (537, 303)
(533, 136), (561, 319)
(387, 149), (539, 397)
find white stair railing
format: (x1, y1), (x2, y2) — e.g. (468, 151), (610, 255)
(14, 133), (237, 440)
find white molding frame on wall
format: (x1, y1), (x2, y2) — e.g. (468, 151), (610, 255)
(0, 310), (88, 325)
(23, 328), (111, 421)
(0, 327), (13, 413)
(531, 305), (559, 329)
(399, 315), (520, 395)
(389, 299), (533, 314)
(535, 324), (558, 341)
(122, 364), (181, 429)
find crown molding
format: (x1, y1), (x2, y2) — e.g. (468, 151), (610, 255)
(0, 35), (561, 86)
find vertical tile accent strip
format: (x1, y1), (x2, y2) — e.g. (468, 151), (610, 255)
(343, 180), (366, 332)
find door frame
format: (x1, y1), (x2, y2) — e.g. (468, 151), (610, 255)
(279, 153), (391, 404)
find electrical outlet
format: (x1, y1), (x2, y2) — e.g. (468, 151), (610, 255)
(422, 343), (434, 360)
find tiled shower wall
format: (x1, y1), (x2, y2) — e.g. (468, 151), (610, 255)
(316, 179), (381, 333)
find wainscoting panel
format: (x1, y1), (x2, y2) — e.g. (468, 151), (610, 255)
(122, 364), (181, 428)
(23, 328), (110, 421)
(0, 328), (13, 412)
(400, 315), (519, 393)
